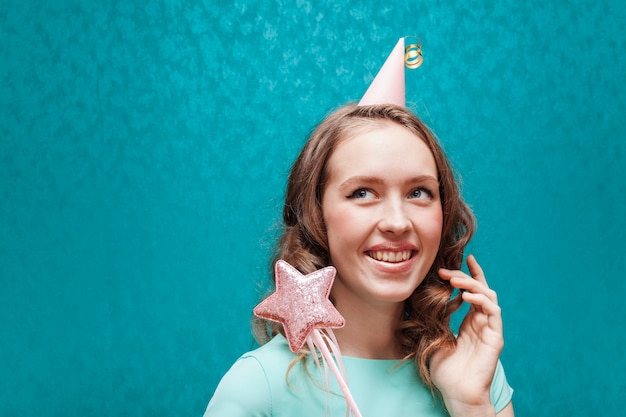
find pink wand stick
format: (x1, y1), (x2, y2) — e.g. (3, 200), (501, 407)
(310, 329), (363, 417)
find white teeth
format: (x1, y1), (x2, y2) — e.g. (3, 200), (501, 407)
(370, 250), (412, 263)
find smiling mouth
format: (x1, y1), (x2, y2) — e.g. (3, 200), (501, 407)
(367, 250), (415, 263)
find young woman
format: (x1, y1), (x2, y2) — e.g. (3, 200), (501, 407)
(204, 103), (514, 416)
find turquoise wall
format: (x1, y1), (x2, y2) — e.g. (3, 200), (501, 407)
(1, 1), (624, 416)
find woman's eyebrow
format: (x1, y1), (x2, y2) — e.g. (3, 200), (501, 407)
(338, 176), (384, 189)
(404, 175), (438, 186)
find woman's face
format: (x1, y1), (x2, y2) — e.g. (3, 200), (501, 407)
(321, 122), (443, 309)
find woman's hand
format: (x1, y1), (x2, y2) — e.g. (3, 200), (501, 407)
(430, 255), (504, 417)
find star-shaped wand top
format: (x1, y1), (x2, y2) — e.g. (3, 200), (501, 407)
(253, 260), (345, 353)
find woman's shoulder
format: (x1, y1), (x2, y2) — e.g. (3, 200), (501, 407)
(204, 335), (295, 416)
(219, 334), (296, 389)
(241, 334), (295, 363)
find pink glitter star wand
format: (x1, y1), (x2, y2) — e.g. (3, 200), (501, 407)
(254, 260), (363, 417)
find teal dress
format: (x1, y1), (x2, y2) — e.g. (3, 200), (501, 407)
(205, 334), (513, 416)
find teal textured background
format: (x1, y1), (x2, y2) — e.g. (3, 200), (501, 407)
(1, 1), (625, 416)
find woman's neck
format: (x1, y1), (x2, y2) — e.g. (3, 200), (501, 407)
(331, 299), (404, 360)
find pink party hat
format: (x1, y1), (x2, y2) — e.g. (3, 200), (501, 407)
(358, 38), (406, 107)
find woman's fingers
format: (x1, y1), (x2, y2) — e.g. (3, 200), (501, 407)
(439, 255), (498, 304)
(461, 291), (501, 316)
(466, 254), (487, 284)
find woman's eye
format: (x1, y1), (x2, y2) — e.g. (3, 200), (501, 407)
(347, 188), (373, 199)
(409, 187), (432, 199)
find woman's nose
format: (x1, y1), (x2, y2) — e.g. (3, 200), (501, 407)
(378, 200), (412, 235)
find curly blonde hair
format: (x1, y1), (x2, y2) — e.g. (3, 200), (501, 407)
(253, 103), (476, 387)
